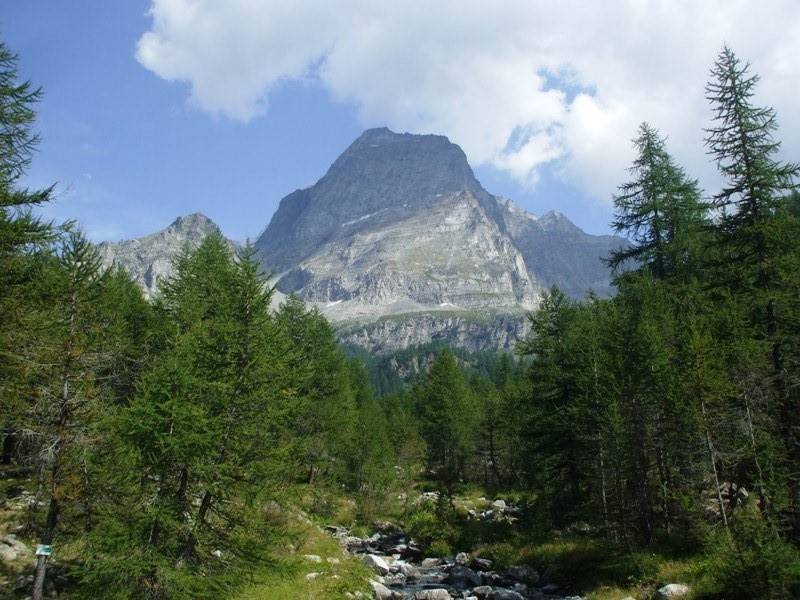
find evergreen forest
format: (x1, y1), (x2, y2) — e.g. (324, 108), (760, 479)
(2, 40), (800, 600)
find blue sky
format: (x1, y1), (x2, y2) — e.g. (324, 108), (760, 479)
(3, 1), (799, 242)
(0, 1), (615, 241)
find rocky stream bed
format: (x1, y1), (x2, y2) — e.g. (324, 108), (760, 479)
(326, 521), (583, 600)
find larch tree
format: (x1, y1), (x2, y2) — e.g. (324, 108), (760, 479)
(705, 45), (800, 536)
(609, 122), (706, 280)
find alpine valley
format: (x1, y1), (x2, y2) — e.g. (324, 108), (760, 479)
(99, 128), (625, 353)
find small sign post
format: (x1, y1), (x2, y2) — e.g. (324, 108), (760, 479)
(33, 545), (53, 600)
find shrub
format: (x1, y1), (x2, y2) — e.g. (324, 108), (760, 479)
(705, 514), (800, 600)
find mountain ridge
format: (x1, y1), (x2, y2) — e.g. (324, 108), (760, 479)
(98, 127), (627, 351)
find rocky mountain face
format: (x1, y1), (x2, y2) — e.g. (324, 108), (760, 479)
(97, 213), (234, 299)
(98, 128), (625, 353)
(256, 127), (624, 351)
(495, 198), (621, 298)
(338, 311), (531, 355)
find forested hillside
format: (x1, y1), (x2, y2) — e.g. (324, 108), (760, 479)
(2, 38), (800, 600)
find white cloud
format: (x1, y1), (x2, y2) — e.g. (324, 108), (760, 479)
(137, 0), (800, 202)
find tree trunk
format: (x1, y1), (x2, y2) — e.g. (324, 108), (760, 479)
(32, 490), (59, 600)
(599, 440), (611, 539)
(742, 390), (781, 538)
(701, 400), (728, 530)
(32, 554), (48, 600)
(178, 491), (213, 566)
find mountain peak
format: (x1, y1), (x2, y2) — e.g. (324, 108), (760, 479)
(257, 127), (489, 270)
(168, 212), (218, 233)
(327, 127), (479, 194)
(98, 213), (231, 298)
(539, 210), (579, 232)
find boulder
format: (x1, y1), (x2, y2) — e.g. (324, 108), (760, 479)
(2, 535), (30, 555)
(489, 590), (525, 600)
(305, 572), (320, 581)
(445, 564), (482, 588)
(505, 564), (539, 585)
(383, 573), (407, 586)
(370, 580), (397, 600)
(397, 562), (421, 580)
(373, 521), (401, 533)
(483, 572), (505, 586)
(471, 557), (493, 571)
(455, 551), (470, 565)
(303, 554), (322, 562)
(414, 590), (452, 600)
(421, 557), (442, 568)
(0, 535), (30, 562)
(492, 499), (507, 511)
(325, 524), (348, 535)
(361, 553), (391, 575)
(0, 544), (16, 562)
(656, 583), (691, 598)
(401, 544), (424, 561)
(472, 586), (493, 599)
(346, 536), (366, 551)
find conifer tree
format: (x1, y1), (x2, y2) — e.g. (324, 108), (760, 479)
(705, 45), (800, 535)
(274, 294), (359, 486)
(0, 41), (55, 468)
(84, 237), (292, 597)
(609, 122), (706, 280)
(346, 359), (395, 519)
(517, 288), (588, 525)
(416, 349), (478, 495)
(27, 232), (109, 600)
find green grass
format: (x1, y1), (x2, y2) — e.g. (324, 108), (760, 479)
(235, 522), (372, 600)
(470, 537), (708, 599)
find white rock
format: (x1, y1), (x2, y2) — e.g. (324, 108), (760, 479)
(492, 499), (507, 510)
(327, 557), (340, 564)
(472, 586), (492, 599)
(361, 553), (391, 575)
(455, 551), (470, 565)
(397, 562), (421, 579)
(303, 554), (322, 563)
(2, 536), (30, 555)
(0, 545), (17, 562)
(414, 590), (451, 600)
(383, 573), (407, 586)
(370, 580), (396, 600)
(305, 572), (320, 581)
(656, 583), (691, 599)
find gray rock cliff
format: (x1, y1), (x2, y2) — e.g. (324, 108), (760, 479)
(97, 213), (234, 299)
(255, 128), (625, 349)
(99, 128), (626, 353)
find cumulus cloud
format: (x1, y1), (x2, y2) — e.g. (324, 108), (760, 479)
(137, 0), (800, 202)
